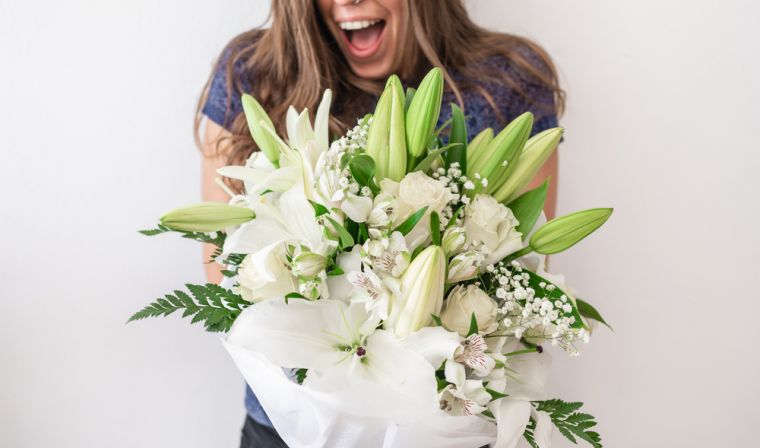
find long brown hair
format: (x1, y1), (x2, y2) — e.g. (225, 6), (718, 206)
(195, 0), (564, 188)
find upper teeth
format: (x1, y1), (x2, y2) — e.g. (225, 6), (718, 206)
(339, 20), (380, 31)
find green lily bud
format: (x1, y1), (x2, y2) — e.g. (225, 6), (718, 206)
(492, 127), (564, 204)
(467, 113), (533, 192)
(441, 226), (466, 256)
(465, 127), (493, 170)
(241, 94), (281, 169)
(405, 68), (443, 159)
(160, 202), (255, 232)
(528, 208), (613, 254)
(384, 245), (446, 338)
(366, 75), (407, 182)
(292, 248), (330, 281)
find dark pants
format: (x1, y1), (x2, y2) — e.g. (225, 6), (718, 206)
(240, 415), (288, 448)
(240, 415), (491, 448)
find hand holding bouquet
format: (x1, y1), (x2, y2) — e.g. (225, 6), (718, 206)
(132, 68), (612, 448)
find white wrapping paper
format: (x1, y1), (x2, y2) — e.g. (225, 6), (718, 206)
(223, 341), (498, 448)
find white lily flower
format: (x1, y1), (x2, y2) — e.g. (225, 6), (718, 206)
(438, 380), (492, 417)
(221, 177), (337, 276)
(226, 298), (441, 404)
(325, 244), (363, 303)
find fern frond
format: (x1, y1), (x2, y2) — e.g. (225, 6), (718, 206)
(128, 283), (251, 333)
(523, 399), (603, 448)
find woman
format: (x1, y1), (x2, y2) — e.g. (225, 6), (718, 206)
(197, 0), (564, 445)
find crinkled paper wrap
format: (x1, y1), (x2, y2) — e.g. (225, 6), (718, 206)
(223, 341), (498, 448)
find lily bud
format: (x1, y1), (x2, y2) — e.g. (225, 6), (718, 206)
(491, 127), (563, 204)
(529, 208), (613, 254)
(160, 202), (254, 232)
(441, 226), (466, 256)
(467, 113), (533, 191)
(465, 128), (493, 170)
(405, 68), (443, 158)
(241, 94), (281, 168)
(366, 75), (407, 182)
(384, 245), (446, 338)
(319, 209), (345, 242)
(292, 247), (330, 281)
(446, 249), (485, 283)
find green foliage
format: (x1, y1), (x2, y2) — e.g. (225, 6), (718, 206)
(507, 178), (549, 240)
(392, 206), (429, 236)
(524, 399), (603, 448)
(324, 216), (354, 250)
(348, 154), (380, 193)
(445, 103), (468, 172)
(576, 298), (613, 331)
(139, 224), (227, 263)
(127, 283), (250, 333)
(308, 200), (329, 217)
(485, 388), (509, 401)
(467, 312), (479, 337)
(430, 211), (441, 246)
(412, 143), (460, 174)
(295, 368), (308, 385)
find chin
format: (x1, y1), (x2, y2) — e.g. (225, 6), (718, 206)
(348, 61), (395, 81)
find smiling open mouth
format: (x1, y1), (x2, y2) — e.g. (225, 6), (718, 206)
(339, 19), (386, 57)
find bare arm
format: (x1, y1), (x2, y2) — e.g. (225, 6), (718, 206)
(201, 120), (233, 285)
(525, 148), (558, 221)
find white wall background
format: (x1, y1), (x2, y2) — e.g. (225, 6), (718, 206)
(1, 1), (758, 447)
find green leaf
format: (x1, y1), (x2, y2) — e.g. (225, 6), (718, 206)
(127, 283), (247, 333)
(285, 292), (308, 304)
(324, 216), (354, 250)
(295, 368), (308, 385)
(358, 222), (369, 244)
(411, 243), (426, 261)
(138, 227), (170, 236)
(430, 211), (441, 246)
(467, 312), (478, 337)
(392, 206), (429, 236)
(308, 200), (329, 217)
(412, 143), (461, 173)
(340, 153), (351, 170)
(348, 155), (378, 192)
(486, 388), (510, 401)
(446, 205), (464, 228)
(220, 270), (237, 278)
(431, 314), (443, 327)
(327, 266), (344, 276)
(507, 178), (549, 240)
(361, 113), (373, 127)
(436, 377), (449, 391)
(481, 410), (495, 419)
(445, 103), (467, 173)
(530, 208), (614, 255)
(576, 298), (613, 331)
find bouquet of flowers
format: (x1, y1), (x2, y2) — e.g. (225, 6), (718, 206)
(132, 68), (613, 448)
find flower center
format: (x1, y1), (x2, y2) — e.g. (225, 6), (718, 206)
(356, 346), (366, 357)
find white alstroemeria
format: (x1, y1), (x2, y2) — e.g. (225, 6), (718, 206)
(447, 249), (485, 283)
(299, 274), (327, 301)
(438, 380), (492, 417)
(366, 193), (398, 228)
(372, 231), (410, 278)
(347, 263), (393, 319)
(221, 177), (337, 280)
(341, 192), (374, 223)
(226, 298), (441, 404)
(444, 334), (496, 386)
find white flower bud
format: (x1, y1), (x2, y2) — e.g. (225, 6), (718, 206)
(441, 226), (466, 255)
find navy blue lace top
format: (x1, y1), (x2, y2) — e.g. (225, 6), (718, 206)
(203, 45), (560, 428)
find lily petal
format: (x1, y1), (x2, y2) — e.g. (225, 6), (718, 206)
(400, 327), (460, 369)
(315, 89), (332, 151)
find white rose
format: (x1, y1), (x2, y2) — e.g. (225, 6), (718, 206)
(440, 285), (500, 337)
(464, 194), (523, 266)
(234, 248), (298, 303)
(380, 171), (453, 221)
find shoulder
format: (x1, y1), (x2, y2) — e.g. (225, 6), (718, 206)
(201, 33), (262, 130)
